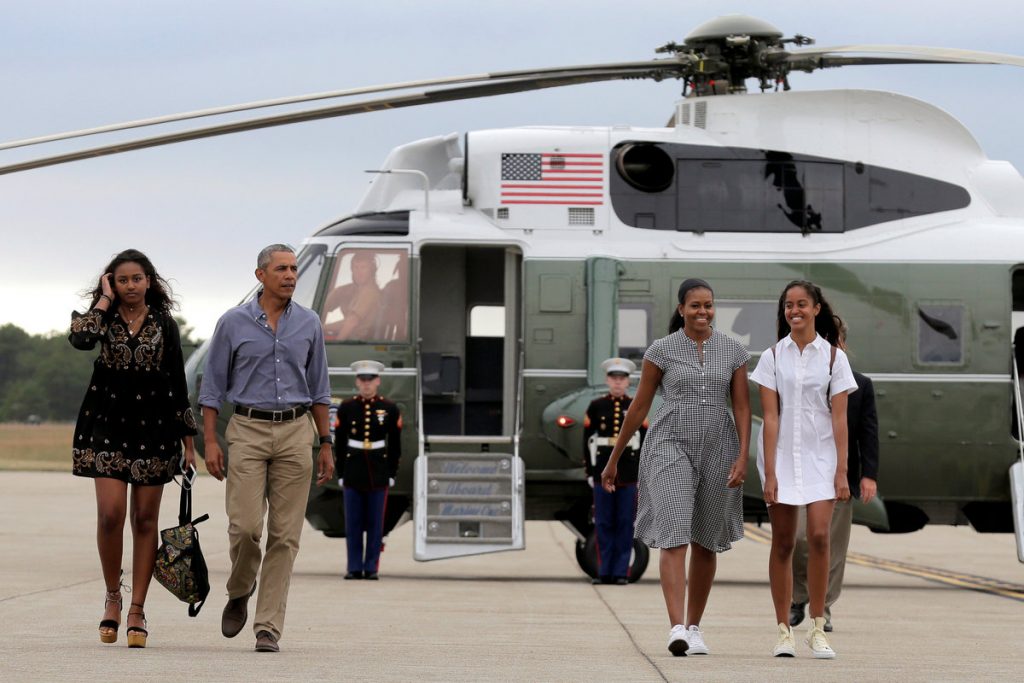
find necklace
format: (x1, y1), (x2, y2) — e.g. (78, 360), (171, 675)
(119, 305), (148, 331)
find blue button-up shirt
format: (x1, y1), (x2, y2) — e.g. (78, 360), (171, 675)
(198, 294), (330, 411)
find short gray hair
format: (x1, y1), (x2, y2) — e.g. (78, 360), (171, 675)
(257, 244), (295, 270)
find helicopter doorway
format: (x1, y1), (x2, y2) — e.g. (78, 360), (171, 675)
(414, 245), (525, 562)
(418, 245), (522, 436)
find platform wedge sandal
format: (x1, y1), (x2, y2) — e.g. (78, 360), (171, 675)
(126, 603), (148, 648)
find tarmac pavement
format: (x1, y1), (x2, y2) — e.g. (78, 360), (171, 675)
(1, 471), (1022, 682)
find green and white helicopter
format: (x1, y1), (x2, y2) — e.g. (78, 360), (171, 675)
(5, 15), (1024, 578)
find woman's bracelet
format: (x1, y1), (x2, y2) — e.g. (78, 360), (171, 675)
(99, 294), (112, 303)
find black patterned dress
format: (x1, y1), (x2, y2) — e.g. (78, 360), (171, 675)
(69, 307), (197, 485)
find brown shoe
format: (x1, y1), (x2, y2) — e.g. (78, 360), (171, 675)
(255, 630), (279, 652)
(221, 582), (256, 638)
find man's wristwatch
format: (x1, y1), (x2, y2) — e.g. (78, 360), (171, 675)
(318, 435), (333, 446)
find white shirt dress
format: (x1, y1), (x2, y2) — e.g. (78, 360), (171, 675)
(749, 334), (858, 505)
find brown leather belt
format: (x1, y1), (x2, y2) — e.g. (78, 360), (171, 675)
(234, 404), (309, 422)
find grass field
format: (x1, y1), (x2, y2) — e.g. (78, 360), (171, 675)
(0, 422), (74, 471)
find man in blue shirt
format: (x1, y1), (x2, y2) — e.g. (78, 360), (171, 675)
(199, 244), (334, 653)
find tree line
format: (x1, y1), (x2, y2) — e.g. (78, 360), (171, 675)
(0, 321), (201, 422)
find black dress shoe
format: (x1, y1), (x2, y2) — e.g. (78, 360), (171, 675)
(789, 602), (806, 627)
(591, 577), (602, 585)
(222, 582), (257, 638)
(255, 630), (280, 653)
(364, 572), (379, 580)
(344, 571), (363, 580)
(614, 577), (628, 585)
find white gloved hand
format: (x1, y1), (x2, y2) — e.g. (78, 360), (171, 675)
(389, 477), (395, 487)
(587, 476), (594, 488)
(338, 478), (344, 488)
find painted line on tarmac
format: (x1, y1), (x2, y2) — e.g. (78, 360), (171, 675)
(743, 524), (1024, 603)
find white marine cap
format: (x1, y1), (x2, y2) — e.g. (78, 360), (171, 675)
(601, 357), (636, 376)
(351, 360), (385, 378)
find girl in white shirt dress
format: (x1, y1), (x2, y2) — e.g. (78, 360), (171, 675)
(750, 280), (857, 660)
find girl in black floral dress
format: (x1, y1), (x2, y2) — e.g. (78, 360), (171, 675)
(70, 249), (197, 648)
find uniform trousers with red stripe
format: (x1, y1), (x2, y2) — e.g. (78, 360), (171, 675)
(344, 487), (388, 574)
(593, 483), (637, 579)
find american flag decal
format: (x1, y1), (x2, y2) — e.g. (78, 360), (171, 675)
(500, 152), (605, 205)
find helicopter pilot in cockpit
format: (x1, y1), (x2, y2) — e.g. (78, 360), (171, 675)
(323, 251), (381, 340)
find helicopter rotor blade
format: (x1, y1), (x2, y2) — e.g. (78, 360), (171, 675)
(0, 59), (677, 153)
(781, 44), (1024, 70)
(0, 65), (678, 177)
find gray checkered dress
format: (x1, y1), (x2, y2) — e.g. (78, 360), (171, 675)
(634, 329), (750, 551)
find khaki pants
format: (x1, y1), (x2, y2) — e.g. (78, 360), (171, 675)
(225, 413), (314, 640)
(792, 499), (853, 618)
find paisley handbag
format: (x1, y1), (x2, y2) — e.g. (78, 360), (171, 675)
(153, 468), (211, 617)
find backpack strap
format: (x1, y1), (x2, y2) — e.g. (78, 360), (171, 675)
(827, 344), (837, 408)
(770, 342), (782, 411)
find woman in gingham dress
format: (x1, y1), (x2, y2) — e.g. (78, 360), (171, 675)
(602, 279), (750, 657)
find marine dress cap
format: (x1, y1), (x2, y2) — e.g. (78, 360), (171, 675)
(351, 360), (385, 378)
(601, 357), (636, 376)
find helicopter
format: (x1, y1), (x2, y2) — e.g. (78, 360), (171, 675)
(5, 14), (1024, 578)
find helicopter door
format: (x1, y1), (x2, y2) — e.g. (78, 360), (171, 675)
(414, 245), (525, 560)
(1011, 268), (1024, 561)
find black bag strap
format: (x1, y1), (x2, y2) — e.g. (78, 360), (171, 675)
(827, 344), (837, 408)
(177, 468), (209, 527)
(771, 343), (781, 412)
(178, 483), (192, 526)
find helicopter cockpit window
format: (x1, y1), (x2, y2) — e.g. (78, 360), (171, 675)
(714, 300), (777, 353)
(618, 304), (651, 361)
(291, 245), (327, 309)
(322, 248), (409, 343)
(916, 303), (965, 365)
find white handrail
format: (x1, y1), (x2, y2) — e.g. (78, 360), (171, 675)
(1013, 344), (1024, 468)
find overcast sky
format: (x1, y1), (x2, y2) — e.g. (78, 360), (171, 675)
(2, 0), (1022, 338)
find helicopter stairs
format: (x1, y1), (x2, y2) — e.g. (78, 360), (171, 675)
(413, 435), (525, 561)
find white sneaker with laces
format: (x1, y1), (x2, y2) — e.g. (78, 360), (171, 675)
(806, 617), (836, 659)
(667, 624), (689, 656)
(773, 622), (796, 657)
(685, 625), (709, 655)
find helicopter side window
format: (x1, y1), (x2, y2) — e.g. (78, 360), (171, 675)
(714, 300), (777, 353)
(916, 303), (965, 365)
(678, 158), (844, 234)
(617, 304), (651, 361)
(322, 248), (409, 343)
(612, 142), (969, 233)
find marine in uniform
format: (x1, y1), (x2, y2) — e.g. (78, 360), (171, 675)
(334, 360), (402, 580)
(583, 358), (646, 584)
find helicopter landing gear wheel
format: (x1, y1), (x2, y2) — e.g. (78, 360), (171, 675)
(575, 530), (650, 583)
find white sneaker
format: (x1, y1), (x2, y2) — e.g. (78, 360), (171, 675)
(773, 622), (796, 657)
(685, 625), (709, 655)
(806, 617), (836, 659)
(667, 624), (689, 656)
